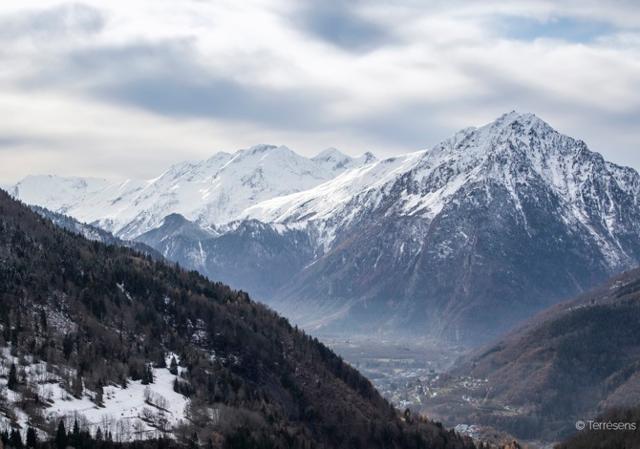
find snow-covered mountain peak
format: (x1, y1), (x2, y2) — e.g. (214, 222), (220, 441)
(312, 147), (378, 171)
(415, 111), (640, 203)
(489, 111), (557, 141)
(354, 151), (378, 165)
(435, 111), (560, 157)
(472, 111), (552, 139)
(493, 110), (543, 127)
(419, 112), (597, 192)
(11, 175), (110, 214)
(202, 151), (233, 167)
(238, 144), (294, 159)
(311, 147), (366, 171)
(312, 147), (351, 168)
(248, 143), (279, 152)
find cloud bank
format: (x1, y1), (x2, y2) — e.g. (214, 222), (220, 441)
(0, 0), (639, 182)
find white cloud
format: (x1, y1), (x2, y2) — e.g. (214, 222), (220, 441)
(0, 0), (638, 183)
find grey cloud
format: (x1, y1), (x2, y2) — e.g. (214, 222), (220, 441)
(32, 38), (640, 165)
(0, 3), (105, 40)
(345, 106), (453, 150)
(30, 41), (339, 131)
(97, 76), (330, 130)
(342, 61), (640, 162)
(294, 1), (392, 52)
(9, 3), (640, 173)
(455, 57), (640, 133)
(0, 136), (27, 147)
(0, 135), (50, 149)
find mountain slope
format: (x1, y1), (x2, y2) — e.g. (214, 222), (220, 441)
(31, 205), (163, 259)
(0, 189), (474, 449)
(247, 112), (640, 265)
(244, 112), (640, 343)
(136, 215), (315, 300)
(433, 268), (640, 441)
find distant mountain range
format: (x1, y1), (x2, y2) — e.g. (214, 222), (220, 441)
(12, 145), (376, 239)
(12, 112), (640, 344)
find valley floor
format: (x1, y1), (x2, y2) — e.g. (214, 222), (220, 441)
(324, 335), (465, 408)
(325, 336), (555, 449)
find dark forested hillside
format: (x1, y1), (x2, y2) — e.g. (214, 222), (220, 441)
(427, 269), (640, 441)
(30, 205), (163, 259)
(0, 190), (475, 449)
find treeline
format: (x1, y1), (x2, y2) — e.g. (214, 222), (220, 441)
(1, 421), (186, 449)
(1, 419), (478, 449)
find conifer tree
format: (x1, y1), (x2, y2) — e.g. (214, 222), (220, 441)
(72, 373), (83, 398)
(9, 429), (22, 449)
(141, 364), (154, 385)
(69, 418), (80, 449)
(188, 431), (199, 449)
(7, 364), (18, 391)
(26, 427), (37, 448)
(169, 356), (178, 375)
(0, 430), (8, 448)
(156, 351), (167, 368)
(95, 381), (104, 406)
(55, 420), (67, 449)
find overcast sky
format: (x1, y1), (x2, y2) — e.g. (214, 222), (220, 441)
(1, 0), (639, 183)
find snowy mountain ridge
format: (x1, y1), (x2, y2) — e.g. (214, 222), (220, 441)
(12, 144), (376, 239)
(15, 111), (637, 258)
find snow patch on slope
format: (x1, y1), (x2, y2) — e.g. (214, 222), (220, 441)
(45, 366), (188, 441)
(0, 349), (190, 442)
